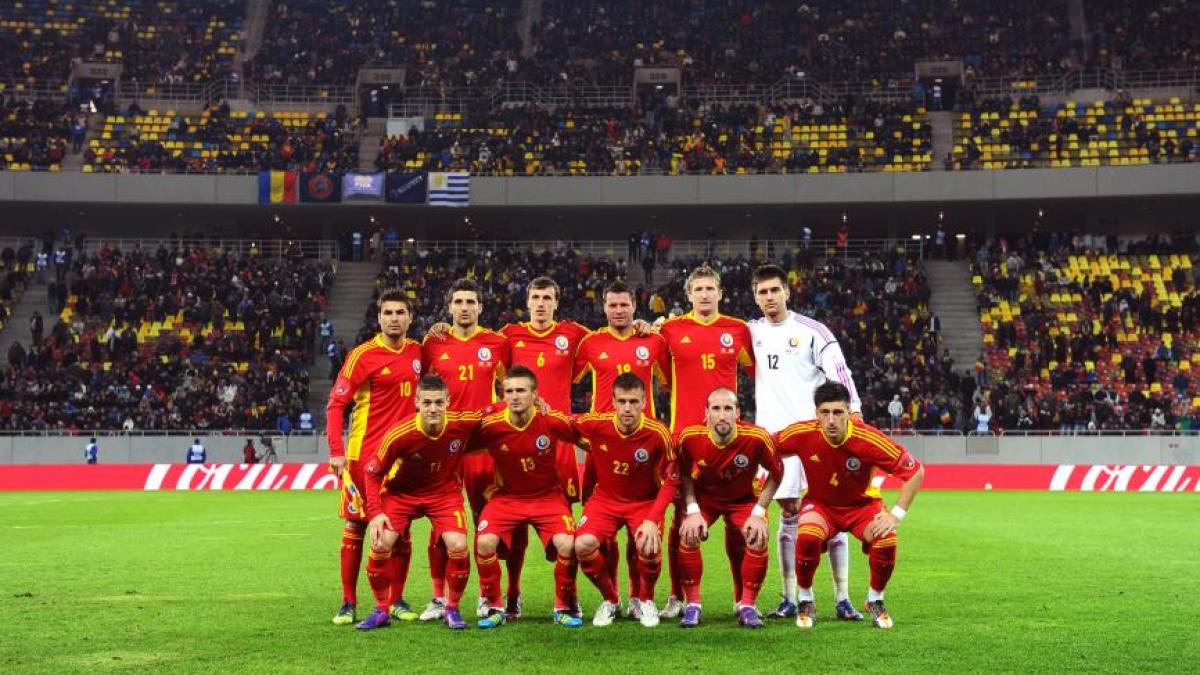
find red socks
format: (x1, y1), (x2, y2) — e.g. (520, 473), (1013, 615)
(795, 522), (828, 590)
(678, 543), (704, 605)
(507, 526), (528, 600)
(738, 547), (769, 606)
(388, 530), (411, 604)
(428, 532), (448, 601)
(366, 548), (393, 611)
(636, 553), (662, 601)
(667, 512), (684, 599)
(724, 525), (746, 602)
(553, 554), (578, 611)
(476, 548), (503, 610)
(868, 533), (898, 593)
(339, 524), (364, 605)
(579, 547), (619, 604)
(445, 547), (471, 611)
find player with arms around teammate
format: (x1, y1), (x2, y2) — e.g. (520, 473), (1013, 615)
(573, 279), (671, 618)
(775, 382), (924, 629)
(472, 366), (584, 629)
(749, 263), (865, 622)
(355, 375), (483, 631)
(676, 388), (782, 629)
(419, 278), (511, 621)
(325, 289), (423, 626)
(655, 265), (753, 619)
(572, 373), (678, 628)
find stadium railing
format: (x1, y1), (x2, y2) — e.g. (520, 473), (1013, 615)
(0, 237), (339, 261)
(379, 237), (922, 261)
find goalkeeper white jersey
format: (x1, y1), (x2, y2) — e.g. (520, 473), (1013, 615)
(748, 310), (861, 433)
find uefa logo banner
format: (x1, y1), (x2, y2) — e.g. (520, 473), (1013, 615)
(342, 172), (385, 200)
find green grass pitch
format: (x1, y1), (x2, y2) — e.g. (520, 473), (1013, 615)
(1, 490), (1196, 673)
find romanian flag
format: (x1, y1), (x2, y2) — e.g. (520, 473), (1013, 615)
(257, 171), (298, 204)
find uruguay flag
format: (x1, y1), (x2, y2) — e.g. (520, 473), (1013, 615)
(427, 172), (469, 207)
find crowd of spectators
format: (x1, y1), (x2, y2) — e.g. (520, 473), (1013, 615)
(973, 230), (1200, 432)
(85, 101), (359, 174)
(248, 0), (522, 88)
(0, 239), (334, 431)
(352, 240), (963, 429)
(1, 97), (88, 170)
(531, 0), (1076, 87)
(0, 0), (242, 83)
(1087, 0), (1200, 71)
(376, 99), (930, 175)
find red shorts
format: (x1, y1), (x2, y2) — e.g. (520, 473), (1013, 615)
(799, 498), (887, 544)
(460, 452), (495, 517)
(696, 499), (765, 532)
(382, 491), (469, 541)
(477, 492), (575, 561)
(338, 461), (368, 522)
(577, 494), (662, 541)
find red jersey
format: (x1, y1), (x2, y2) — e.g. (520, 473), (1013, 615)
(574, 328), (669, 415)
(677, 420), (782, 503)
(500, 320), (589, 410)
(363, 412), (484, 512)
(776, 419), (921, 508)
(475, 408), (578, 498)
(422, 327), (511, 410)
(326, 335), (423, 461)
(572, 412), (678, 521)
(659, 312), (753, 432)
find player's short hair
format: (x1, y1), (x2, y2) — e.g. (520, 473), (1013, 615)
(504, 364), (538, 390)
(527, 276), (560, 300)
(685, 265), (721, 293)
(706, 387), (738, 407)
(377, 288), (411, 312)
(603, 279), (633, 300)
(612, 372), (645, 395)
(751, 264), (788, 290)
(814, 381), (852, 407)
(446, 278), (481, 304)
(417, 374), (448, 393)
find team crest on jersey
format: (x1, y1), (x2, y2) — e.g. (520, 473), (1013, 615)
(789, 337), (801, 348)
(478, 347), (492, 362)
(449, 439), (463, 454)
(634, 448), (650, 463)
(536, 435), (551, 452)
(733, 454), (750, 468)
(846, 457), (862, 471)
(635, 346), (650, 361)
(554, 335), (569, 351)
(412, 359), (422, 373)
(720, 332), (734, 348)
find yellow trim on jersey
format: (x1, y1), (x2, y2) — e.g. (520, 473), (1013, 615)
(373, 335), (415, 354)
(346, 387), (372, 461)
(853, 426), (903, 459)
(415, 413), (448, 441)
(339, 340), (375, 379)
(611, 413), (647, 439)
(503, 407), (537, 431)
(777, 420), (821, 443)
(820, 417), (854, 448)
(447, 325), (483, 342)
(522, 321), (558, 337)
(376, 420), (419, 460)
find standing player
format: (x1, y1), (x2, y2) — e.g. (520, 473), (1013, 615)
(676, 388), (782, 628)
(749, 263), (865, 621)
(775, 382), (924, 629)
(355, 375), (482, 631)
(656, 265), (753, 619)
(498, 277), (590, 618)
(572, 374), (677, 628)
(574, 279), (670, 616)
(471, 366), (583, 629)
(419, 278), (510, 621)
(325, 290), (423, 625)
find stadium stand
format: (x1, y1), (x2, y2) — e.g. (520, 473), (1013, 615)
(0, 241), (333, 431)
(376, 101), (931, 176)
(248, 0), (522, 87)
(0, 97), (85, 171)
(1087, 0), (1200, 71)
(0, 0), (242, 83)
(974, 234), (1200, 431)
(953, 95), (1200, 170)
(83, 103), (359, 173)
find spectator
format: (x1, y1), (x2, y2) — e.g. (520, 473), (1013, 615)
(187, 438), (206, 464)
(888, 395), (904, 428)
(84, 437), (99, 464)
(243, 438), (259, 465)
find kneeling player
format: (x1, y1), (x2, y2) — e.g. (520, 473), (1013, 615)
(472, 366), (583, 629)
(775, 382), (924, 629)
(357, 376), (482, 630)
(676, 388), (782, 629)
(572, 374), (678, 627)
